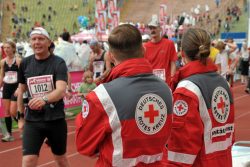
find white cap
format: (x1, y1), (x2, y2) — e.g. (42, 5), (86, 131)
(148, 14), (160, 27)
(30, 27), (50, 39)
(142, 34), (150, 40)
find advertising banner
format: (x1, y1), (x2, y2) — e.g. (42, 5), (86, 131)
(64, 71), (84, 109)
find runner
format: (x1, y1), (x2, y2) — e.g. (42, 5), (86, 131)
(17, 27), (70, 167)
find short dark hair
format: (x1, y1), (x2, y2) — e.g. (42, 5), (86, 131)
(108, 24), (143, 61)
(61, 32), (70, 41)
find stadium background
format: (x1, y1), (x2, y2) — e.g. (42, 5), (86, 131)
(0, 0), (247, 41)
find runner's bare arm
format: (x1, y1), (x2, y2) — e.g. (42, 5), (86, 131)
(17, 83), (27, 113)
(170, 61), (177, 78)
(65, 72), (73, 100)
(67, 72), (72, 91)
(16, 56), (22, 67)
(88, 52), (95, 72)
(102, 52), (112, 79)
(0, 59), (5, 88)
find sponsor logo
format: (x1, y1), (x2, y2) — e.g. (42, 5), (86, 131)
(135, 93), (167, 135)
(211, 87), (230, 123)
(81, 100), (89, 118)
(173, 100), (188, 116)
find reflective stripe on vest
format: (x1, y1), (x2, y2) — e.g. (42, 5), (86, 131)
(94, 84), (163, 167)
(168, 151), (196, 165)
(177, 80), (233, 154)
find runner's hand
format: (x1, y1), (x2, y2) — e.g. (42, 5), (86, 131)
(65, 91), (73, 100)
(28, 97), (46, 110)
(18, 118), (25, 130)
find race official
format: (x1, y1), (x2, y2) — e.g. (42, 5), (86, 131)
(75, 24), (173, 166)
(168, 28), (235, 167)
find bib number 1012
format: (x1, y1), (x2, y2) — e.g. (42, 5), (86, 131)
(34, 84), (48, 93)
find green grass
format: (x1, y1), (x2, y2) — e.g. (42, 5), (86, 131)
(12, 0), (95, 40)
(230, 11), (248, 32)
(65, 106), (81, 118)
(219, 10), (248, 34)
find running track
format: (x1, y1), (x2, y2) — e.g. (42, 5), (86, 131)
(0, 81), (249, 166)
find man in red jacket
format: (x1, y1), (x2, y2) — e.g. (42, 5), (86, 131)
(75, 24), (173, 166)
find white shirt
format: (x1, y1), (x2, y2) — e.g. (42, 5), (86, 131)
(54, 39), (81, 71)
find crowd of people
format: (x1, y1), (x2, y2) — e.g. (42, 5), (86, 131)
(0, 5), (249, 167)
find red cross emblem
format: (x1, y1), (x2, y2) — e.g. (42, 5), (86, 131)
(83, 105), (87, 112)
(177, 104), (184, 111)
(217, 96), (225, 114)
(144, 104), (159, 123)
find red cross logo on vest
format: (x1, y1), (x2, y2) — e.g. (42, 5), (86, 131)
(217, 97), (225, 114)
(144, 104), (159, 123)
(81, 100), (89, 118)
(84, 106), (87, 112)
(173, 100), (188, 116)
(177, 104), (184, 112)
(212, 87), (230, 123)
(135, 93), (167, 135)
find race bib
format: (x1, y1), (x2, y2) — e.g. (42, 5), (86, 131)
(27, 75), (54, 98)
(93, 61), (104, 79)
(153, 69), (166, 81)
(3, 71), (18, 84)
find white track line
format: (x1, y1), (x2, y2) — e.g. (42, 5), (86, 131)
(235, 111), (250, 120)
(234, 94), (249, 101)
(0, 146), (22, 154)
(37, 152), (79, 167)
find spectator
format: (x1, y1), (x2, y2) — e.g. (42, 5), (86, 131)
(77, 70), (96, 99)
(54, 31), (81, 71)
(144, 15), (177, 85)
(209, 40), (219, 63)
(215, 0), (220, 8)
(224, 18), (230, 32)
(167, 28), (234, 167)
(48, 14), (51, 22)
(215, 41), (237, 81)
(75, 24), (173, 166)
(239, 41), (249, 84)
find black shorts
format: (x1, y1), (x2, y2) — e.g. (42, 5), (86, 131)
(2, 83), (18, 101)
(22, 119), (68, 156)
